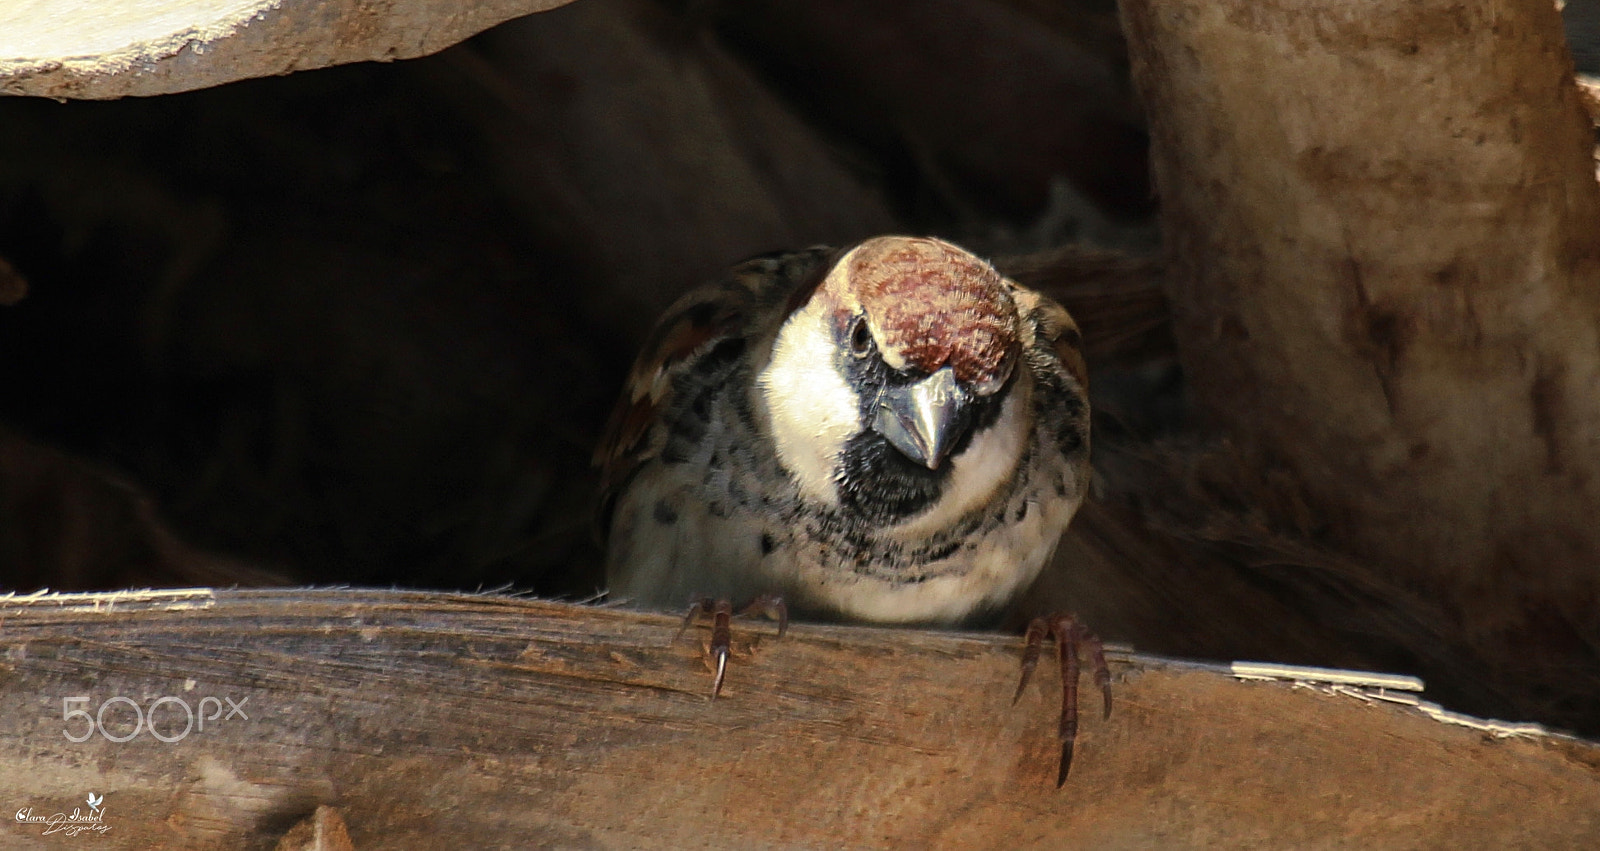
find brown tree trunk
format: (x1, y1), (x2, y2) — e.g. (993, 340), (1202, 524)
(1120, 0), (1600, 722)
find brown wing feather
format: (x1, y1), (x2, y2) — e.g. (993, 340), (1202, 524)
(593, 248), (838, 518)
(593, 287), (747, 487)
(1014, 284), (1089, 393)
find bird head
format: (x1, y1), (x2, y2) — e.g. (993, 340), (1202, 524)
(757, 236), (1031, 526)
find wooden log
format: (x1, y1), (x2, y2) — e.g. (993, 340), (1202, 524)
(1, 588), (1597, 848)
(1119, 0), (1600, 725)
(0, 0), (574, 99)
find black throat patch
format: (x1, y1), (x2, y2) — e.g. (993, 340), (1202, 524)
(835, 430), (946, 523)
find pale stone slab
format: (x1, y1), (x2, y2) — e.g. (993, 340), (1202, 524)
(0, 0), (574, 99)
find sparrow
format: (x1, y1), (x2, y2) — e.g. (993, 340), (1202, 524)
(596, 235), (1105, 779)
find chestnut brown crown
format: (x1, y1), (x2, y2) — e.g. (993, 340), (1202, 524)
(840, 237), (1020, 393)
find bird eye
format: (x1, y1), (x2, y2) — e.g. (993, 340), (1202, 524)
(849, 317), (873, 357)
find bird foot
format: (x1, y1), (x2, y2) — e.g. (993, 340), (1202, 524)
(1014, 612), (1111, 786)
(673, 595), (787, 699)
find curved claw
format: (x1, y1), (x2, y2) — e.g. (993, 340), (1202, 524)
(674, 598), (712, 645)
(1014, 613), (1112, 786)
(710, 644), (729, 700)
(1056, 618), (1082, 783)
(740, 594), (788, 640)
(708, 600), (733, 700)
(1011, 674), (1032, 707)
(679, 596), (788, 701)
(1091, 637), (1113, 721)
(1014, 618), (1048, 705)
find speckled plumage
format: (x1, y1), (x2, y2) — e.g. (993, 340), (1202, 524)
(597, 236), (1090, 626)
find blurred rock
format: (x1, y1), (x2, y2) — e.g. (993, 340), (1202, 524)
(0, 428), (286, 591)
(692, 0), (1152, 231)
(440, 0), (902, 342)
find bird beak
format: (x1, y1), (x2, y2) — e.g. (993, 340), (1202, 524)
(873, 366), (972, 470)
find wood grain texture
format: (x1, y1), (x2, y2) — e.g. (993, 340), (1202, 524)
(0, 588), (1597, 849)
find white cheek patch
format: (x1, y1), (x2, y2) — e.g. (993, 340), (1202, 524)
(757, 303), (859, 506)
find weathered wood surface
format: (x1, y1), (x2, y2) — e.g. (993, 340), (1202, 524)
(0, 589), (1597, 849)
(0, 0), (573, 99)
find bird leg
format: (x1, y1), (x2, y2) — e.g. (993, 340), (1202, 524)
(674, 595), (787, 699)
(1014, 613), (1112, 786)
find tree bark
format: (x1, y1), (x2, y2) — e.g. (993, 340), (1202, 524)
(1120, 0), (1600, 722)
